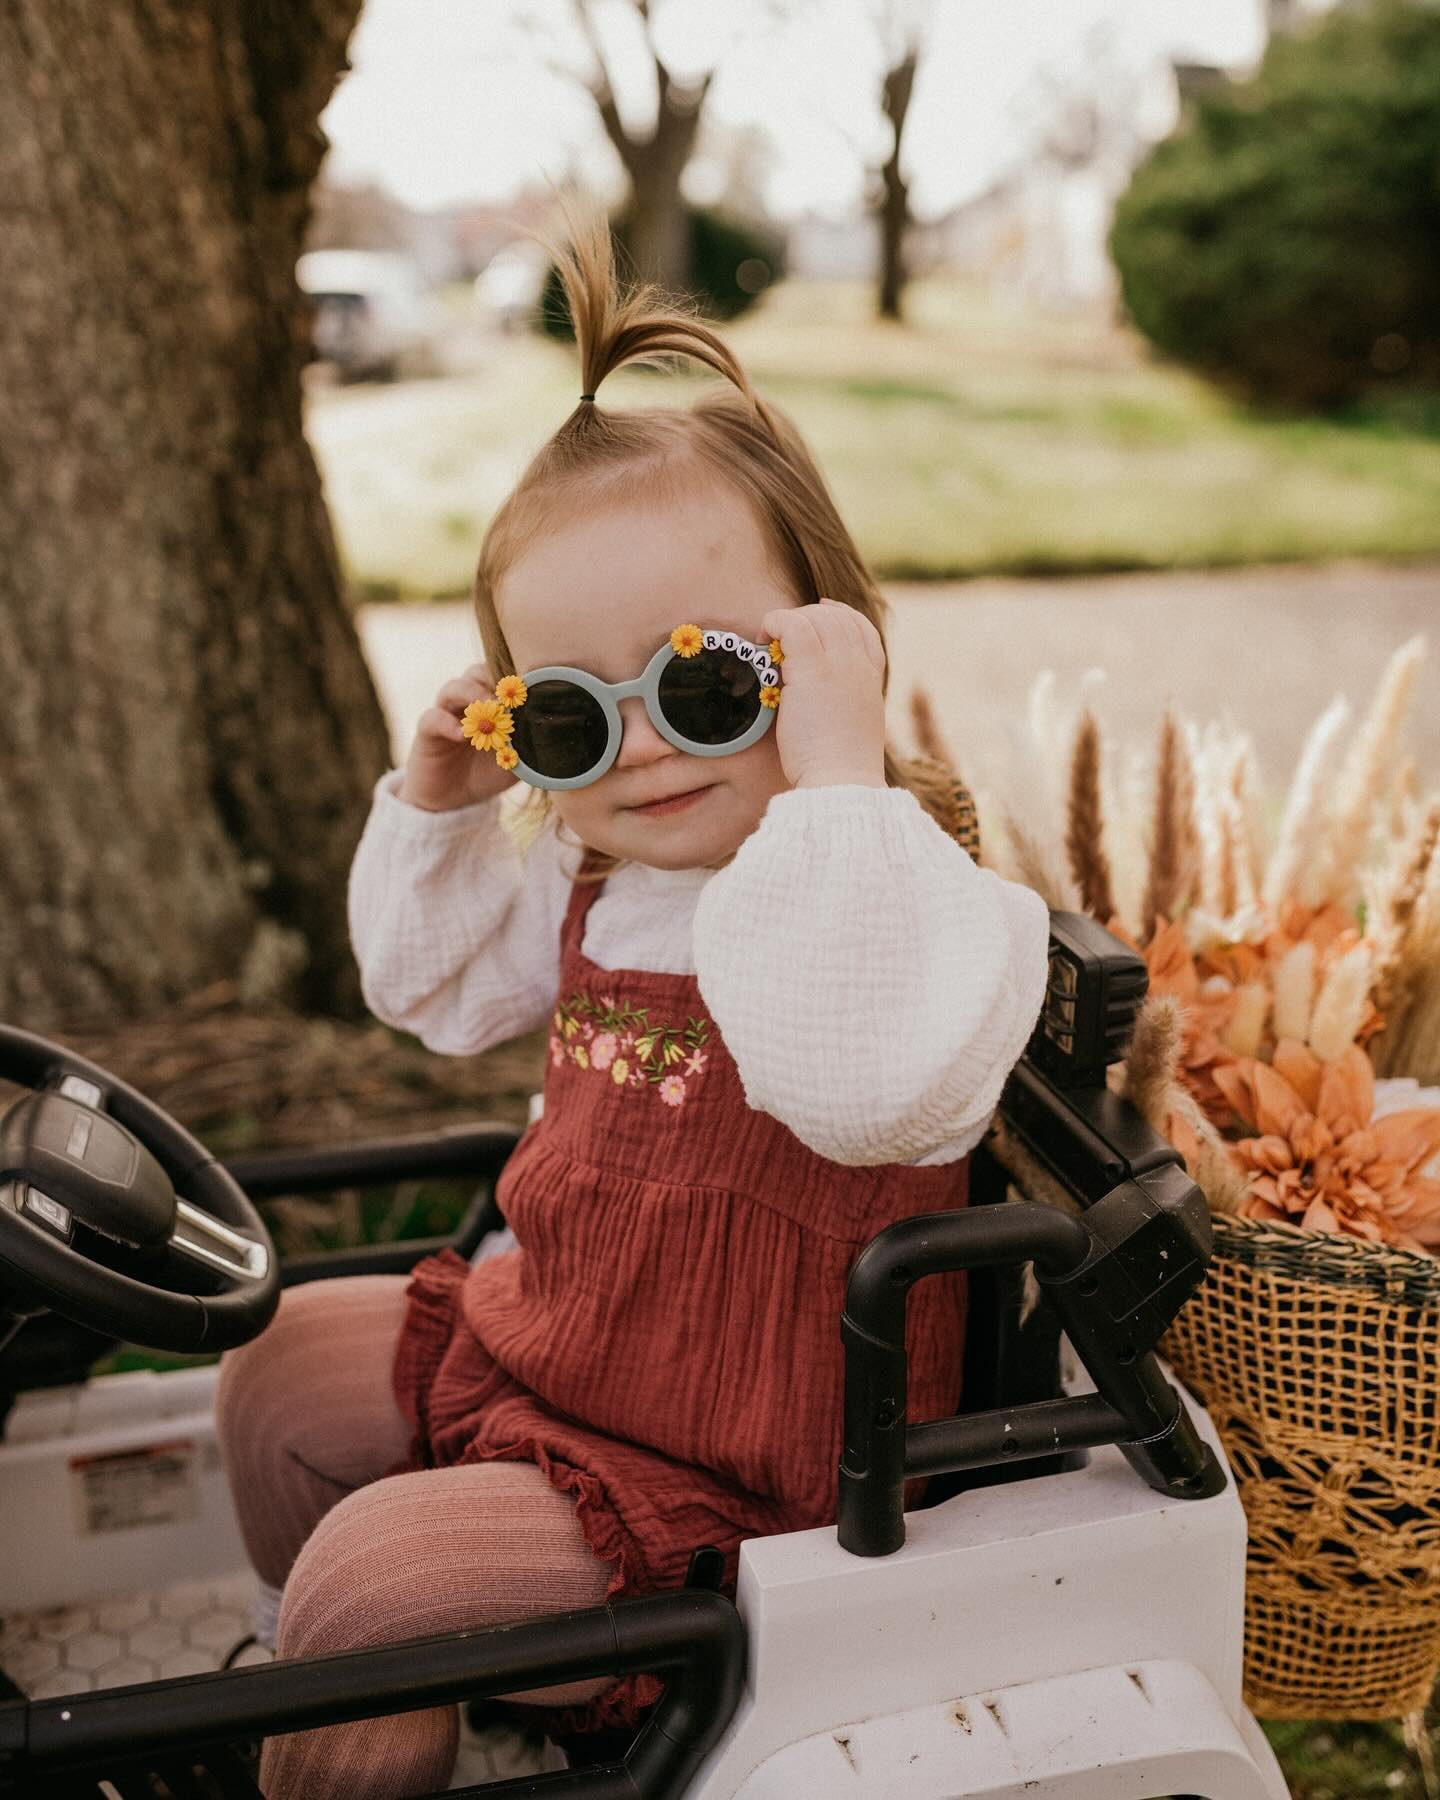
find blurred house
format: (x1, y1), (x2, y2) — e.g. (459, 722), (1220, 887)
(910, 53), (1237, 310)
(786, 213), (879, 281)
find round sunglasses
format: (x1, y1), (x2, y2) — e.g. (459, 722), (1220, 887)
(485, 627), (783, 791)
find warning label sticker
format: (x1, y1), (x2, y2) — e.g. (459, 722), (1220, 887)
(69, 1440), (200, 1535)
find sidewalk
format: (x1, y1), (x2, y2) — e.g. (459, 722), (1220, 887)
(357, 559), (1439, 796)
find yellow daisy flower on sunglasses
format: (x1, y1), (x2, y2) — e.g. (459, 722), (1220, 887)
(759, 686), (781, 709)
(494, 675), (528, 708)
(495, 744), (519, 771)
(670, 623), (704, 658)
(461, 697), (514, 752)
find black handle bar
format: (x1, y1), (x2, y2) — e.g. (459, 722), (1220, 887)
(837, 1158), (1226, 1557)
(0, 1589), (743, 1799)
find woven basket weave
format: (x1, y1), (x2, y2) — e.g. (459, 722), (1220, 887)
(1163, 1213), (1440, 1719)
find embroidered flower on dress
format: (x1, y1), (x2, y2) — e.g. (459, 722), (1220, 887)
(552, 989), (713, 1105)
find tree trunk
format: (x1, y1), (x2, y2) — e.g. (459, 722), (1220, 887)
(878, 160), (910, 322)
(625, 156), (694, 296)
(0, 0), (392, 1029)
(877, 49), (918, 322)
(604, 66), (708, 297)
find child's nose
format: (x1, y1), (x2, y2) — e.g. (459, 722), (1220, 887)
(613, 696), (675, 766)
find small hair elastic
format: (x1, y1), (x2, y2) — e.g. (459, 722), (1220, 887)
(579, 393), (596, 403)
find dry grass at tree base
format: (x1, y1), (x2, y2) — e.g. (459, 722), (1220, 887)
(3, 983), (547, 1258)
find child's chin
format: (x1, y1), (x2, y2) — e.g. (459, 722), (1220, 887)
(620, 812), (740, 869)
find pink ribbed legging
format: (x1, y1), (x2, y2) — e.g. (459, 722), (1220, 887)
(215, 1275), (613, 1799)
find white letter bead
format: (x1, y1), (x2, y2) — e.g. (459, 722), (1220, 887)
(703, 630), (722, 650)
(720, 632), (738, 652)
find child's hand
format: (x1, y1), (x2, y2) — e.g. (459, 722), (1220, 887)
(397, 662), (519, 812)
(760, 598), (888, 792)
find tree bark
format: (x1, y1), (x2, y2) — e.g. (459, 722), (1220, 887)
(877, 49), (918, 322)
(580, 5), (707, 296)
(0, 0), (392, 1029)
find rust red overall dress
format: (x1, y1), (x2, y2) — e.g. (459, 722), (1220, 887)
(392, 857), (971, 1728)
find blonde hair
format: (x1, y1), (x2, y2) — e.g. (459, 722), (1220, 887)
(474, 193), (968, 882)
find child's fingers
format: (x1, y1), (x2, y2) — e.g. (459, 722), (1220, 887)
(416, 704), (467, 744)
(435, 674), (491, 717)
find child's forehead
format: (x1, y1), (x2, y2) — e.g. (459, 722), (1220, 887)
(500, 493), (793, 677)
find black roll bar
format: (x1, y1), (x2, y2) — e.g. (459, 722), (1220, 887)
(837, 1151), (1226, 1557)
(0, 1589), (743, 1799)
(220, 1122), (521, 1286)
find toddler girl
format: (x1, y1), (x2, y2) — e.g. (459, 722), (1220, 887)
(216, 202), (1049, 1798)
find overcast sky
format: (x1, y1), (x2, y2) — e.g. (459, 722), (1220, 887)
(322, 0), (1273, 221)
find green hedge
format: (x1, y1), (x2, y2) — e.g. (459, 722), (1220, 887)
(1111, 0), (1440, 408)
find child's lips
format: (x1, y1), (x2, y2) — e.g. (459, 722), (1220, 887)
(627, 784), (714, 815)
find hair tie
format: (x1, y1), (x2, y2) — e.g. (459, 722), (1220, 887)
(579, 392), (596, 403)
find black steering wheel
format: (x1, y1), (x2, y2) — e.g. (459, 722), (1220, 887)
(0, 1026), (279, 1353)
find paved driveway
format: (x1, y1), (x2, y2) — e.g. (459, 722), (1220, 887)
(358, 560), (1438, 799)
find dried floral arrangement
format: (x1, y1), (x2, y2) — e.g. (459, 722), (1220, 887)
(914, 635), (1440, 1254)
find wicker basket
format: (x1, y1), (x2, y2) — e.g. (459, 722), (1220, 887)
(1163, 1212), (1440, 1719)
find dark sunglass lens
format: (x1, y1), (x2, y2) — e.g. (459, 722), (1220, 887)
(510, 680), (609, 780)
(657, 647), (764, 745)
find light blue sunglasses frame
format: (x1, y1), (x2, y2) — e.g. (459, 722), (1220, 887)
(510, 629), (781, 791)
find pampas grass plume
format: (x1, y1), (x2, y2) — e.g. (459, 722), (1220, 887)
(1272, 941), (1316, 1045)
(1264, 694), (1350, 913)
(1308, 941), (1376, 1063)
(1123, 995), (1184, 1134)
(1169, 1087), (1250, 1216)
(1222, 982), (1270, 1059)
(909, 685), (959, 772)
(1065, 709), (1116, 921)
(1316, 636), (1426, 909)
(1141, 708), (1200, 942)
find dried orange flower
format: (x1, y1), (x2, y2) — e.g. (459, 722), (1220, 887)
(1216, 1040), (1440, 1252)
(670, 624), (703, 658)
(461, 698), (513, 752)
(494, 676), (528, 708)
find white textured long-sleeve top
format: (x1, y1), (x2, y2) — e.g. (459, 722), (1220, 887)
(348, 772), (1050, 1167)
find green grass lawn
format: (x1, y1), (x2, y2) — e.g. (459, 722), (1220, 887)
(306, 277), (1440, 597)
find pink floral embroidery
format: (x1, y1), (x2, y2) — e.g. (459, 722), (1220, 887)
(553, 989), (713, 1108)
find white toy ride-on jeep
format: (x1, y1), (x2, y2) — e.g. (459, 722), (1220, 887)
(0, 912), (1291, 1799)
